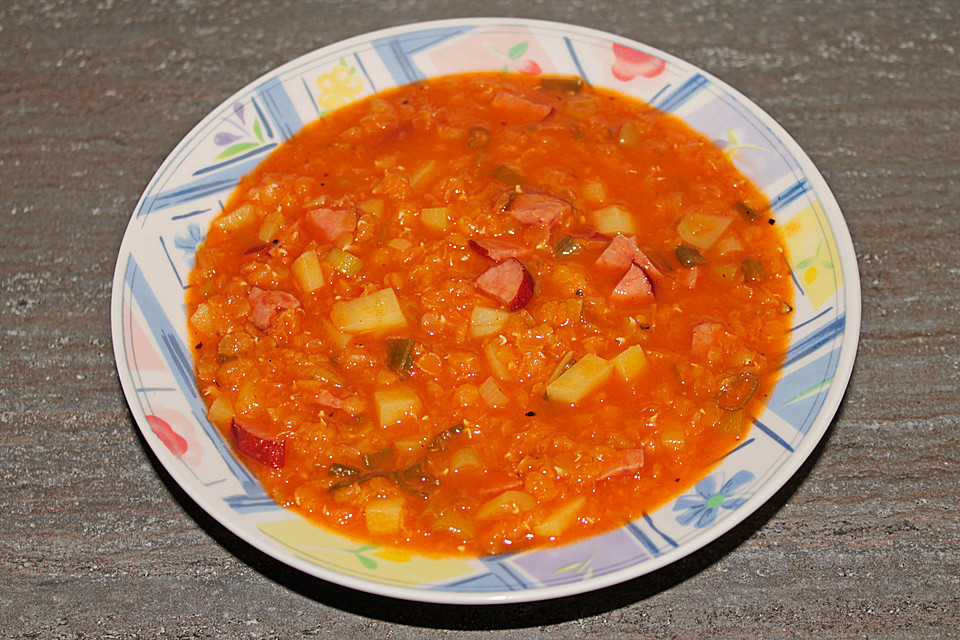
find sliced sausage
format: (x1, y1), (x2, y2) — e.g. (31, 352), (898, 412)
(505, 192), (571, 227)
(469, 237), (534, 261)
(491, 91), (553, 126)
(248, 286), (300, 332)
(610, 262), (655, 305)
(476, 258), (536, 311)
(231, 418), (285, 469)
(305, 207), (357, 242)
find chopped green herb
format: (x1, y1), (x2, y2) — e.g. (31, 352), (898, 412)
(362, 447), (394, 470)
(741, 257), (767, 282)
(716, 372), (759, 410)
(428, 423), (465, 453)
(734, 200), (761, 222)
(491, 164), (525, 185)
(554, 234), (583, 257)
(393, 463), (438, 499)
(467, 126), (490, 149)
(329, 463), (361, 477)
(386, 338), (417, 373)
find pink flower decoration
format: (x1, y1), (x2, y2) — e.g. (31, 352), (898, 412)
(611, 43), (666, 81)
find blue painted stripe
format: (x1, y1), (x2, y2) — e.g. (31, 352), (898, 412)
(625, 521), (663, 556)
(353, 51), (376, 93)
(769, 178), (811, 212)
(785, 314), (845, 367)
(302, 77), (320, 116)
(752, 419), (795, 452)
(723, 437), (755, 459)
(378, 36), (424, 84)
(442, 556), (531, 592)
(158, 236), (185, 290)
(256, 77), (301, 140)
(224, 493), (283, 513)
(563, 37), (588, 80)
(642, 513), (679, 548)
(478, 556), (530, 590)
(124, 256), (265, 497)
(654, 73), (707, 112)
(251, 97), (274, 140)
(192, 142), (278, 177)
(789, 265), (805, 296)
(791, 306), (834, 333)
(648, 83), (672, 106)
(139, 156), (265, 215)
(171, 208), (211, 221)
(372, 27), (474, 86)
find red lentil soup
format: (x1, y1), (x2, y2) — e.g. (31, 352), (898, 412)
(187, 72), (793, 556)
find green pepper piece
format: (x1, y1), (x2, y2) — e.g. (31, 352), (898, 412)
(675, 245), (707, 267)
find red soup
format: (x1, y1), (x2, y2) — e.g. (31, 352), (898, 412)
(187, 72), (793, 556)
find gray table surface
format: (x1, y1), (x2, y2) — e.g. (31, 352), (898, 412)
(2, 0), (958, 637)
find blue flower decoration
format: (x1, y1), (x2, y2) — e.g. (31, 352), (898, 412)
(174, 224), (205, 266)
(673, 470), (754, 528)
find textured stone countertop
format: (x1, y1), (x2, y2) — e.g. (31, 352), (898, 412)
(2, 0), (958, 638)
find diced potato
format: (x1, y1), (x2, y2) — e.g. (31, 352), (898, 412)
(215, 203), (261, 231)
(291, 249), (325, 292)
(715, 408), (746, 435)
(484, 341), (514, 381)
(546, 353), (613, 404)
(470, 305), (511, 338)
(410, 159), (438, 188)
(257, 211), (284, 242)
(420, 206), (450, 233)
(714, 235), (744, 257)
(320, 318), (352, 349)
(365, 496), (406, 535)
(395, 435), (428, 455)
(234, 380), (259, 416)
(534, 496), (586, 538)
(207, 396), (234, 427)
(546, 350), (576, 385)
(478, 376), (509, 407)
(582, 181), (607, 204)
(386, 237), (414, 252)
(358, 198), (385, 217)
(662, 429), (686, 450)
(611, 345), (649, 382)
(374, 387), (422, 426)
(676, 212), (733, 250)
(712, 263), (740, 282)
(430, 512), (476, 539)
(326, 247), (364, 276)
(475, 490), (537, 520)
(331, 288), (407, 334)
(591, 204), (636, 235)
(189, 302), (214, 334)
(450, 447), (482, 471)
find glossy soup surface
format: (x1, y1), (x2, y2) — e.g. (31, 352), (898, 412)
(187, 72), (793, 556)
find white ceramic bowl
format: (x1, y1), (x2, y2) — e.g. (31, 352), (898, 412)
(111, 17), (860, 604)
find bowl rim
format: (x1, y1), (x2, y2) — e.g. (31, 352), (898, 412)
(111, 16), (861, 605)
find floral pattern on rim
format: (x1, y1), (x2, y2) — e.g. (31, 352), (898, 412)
(484, 40), (542, 74)
(673, 469), (755, 528)
(173, 223), (205, 267)
(316, 58), (364, 115)
(212, 101), (269, 161)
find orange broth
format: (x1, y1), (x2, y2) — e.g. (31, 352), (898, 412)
(186, 72), (793, 556)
